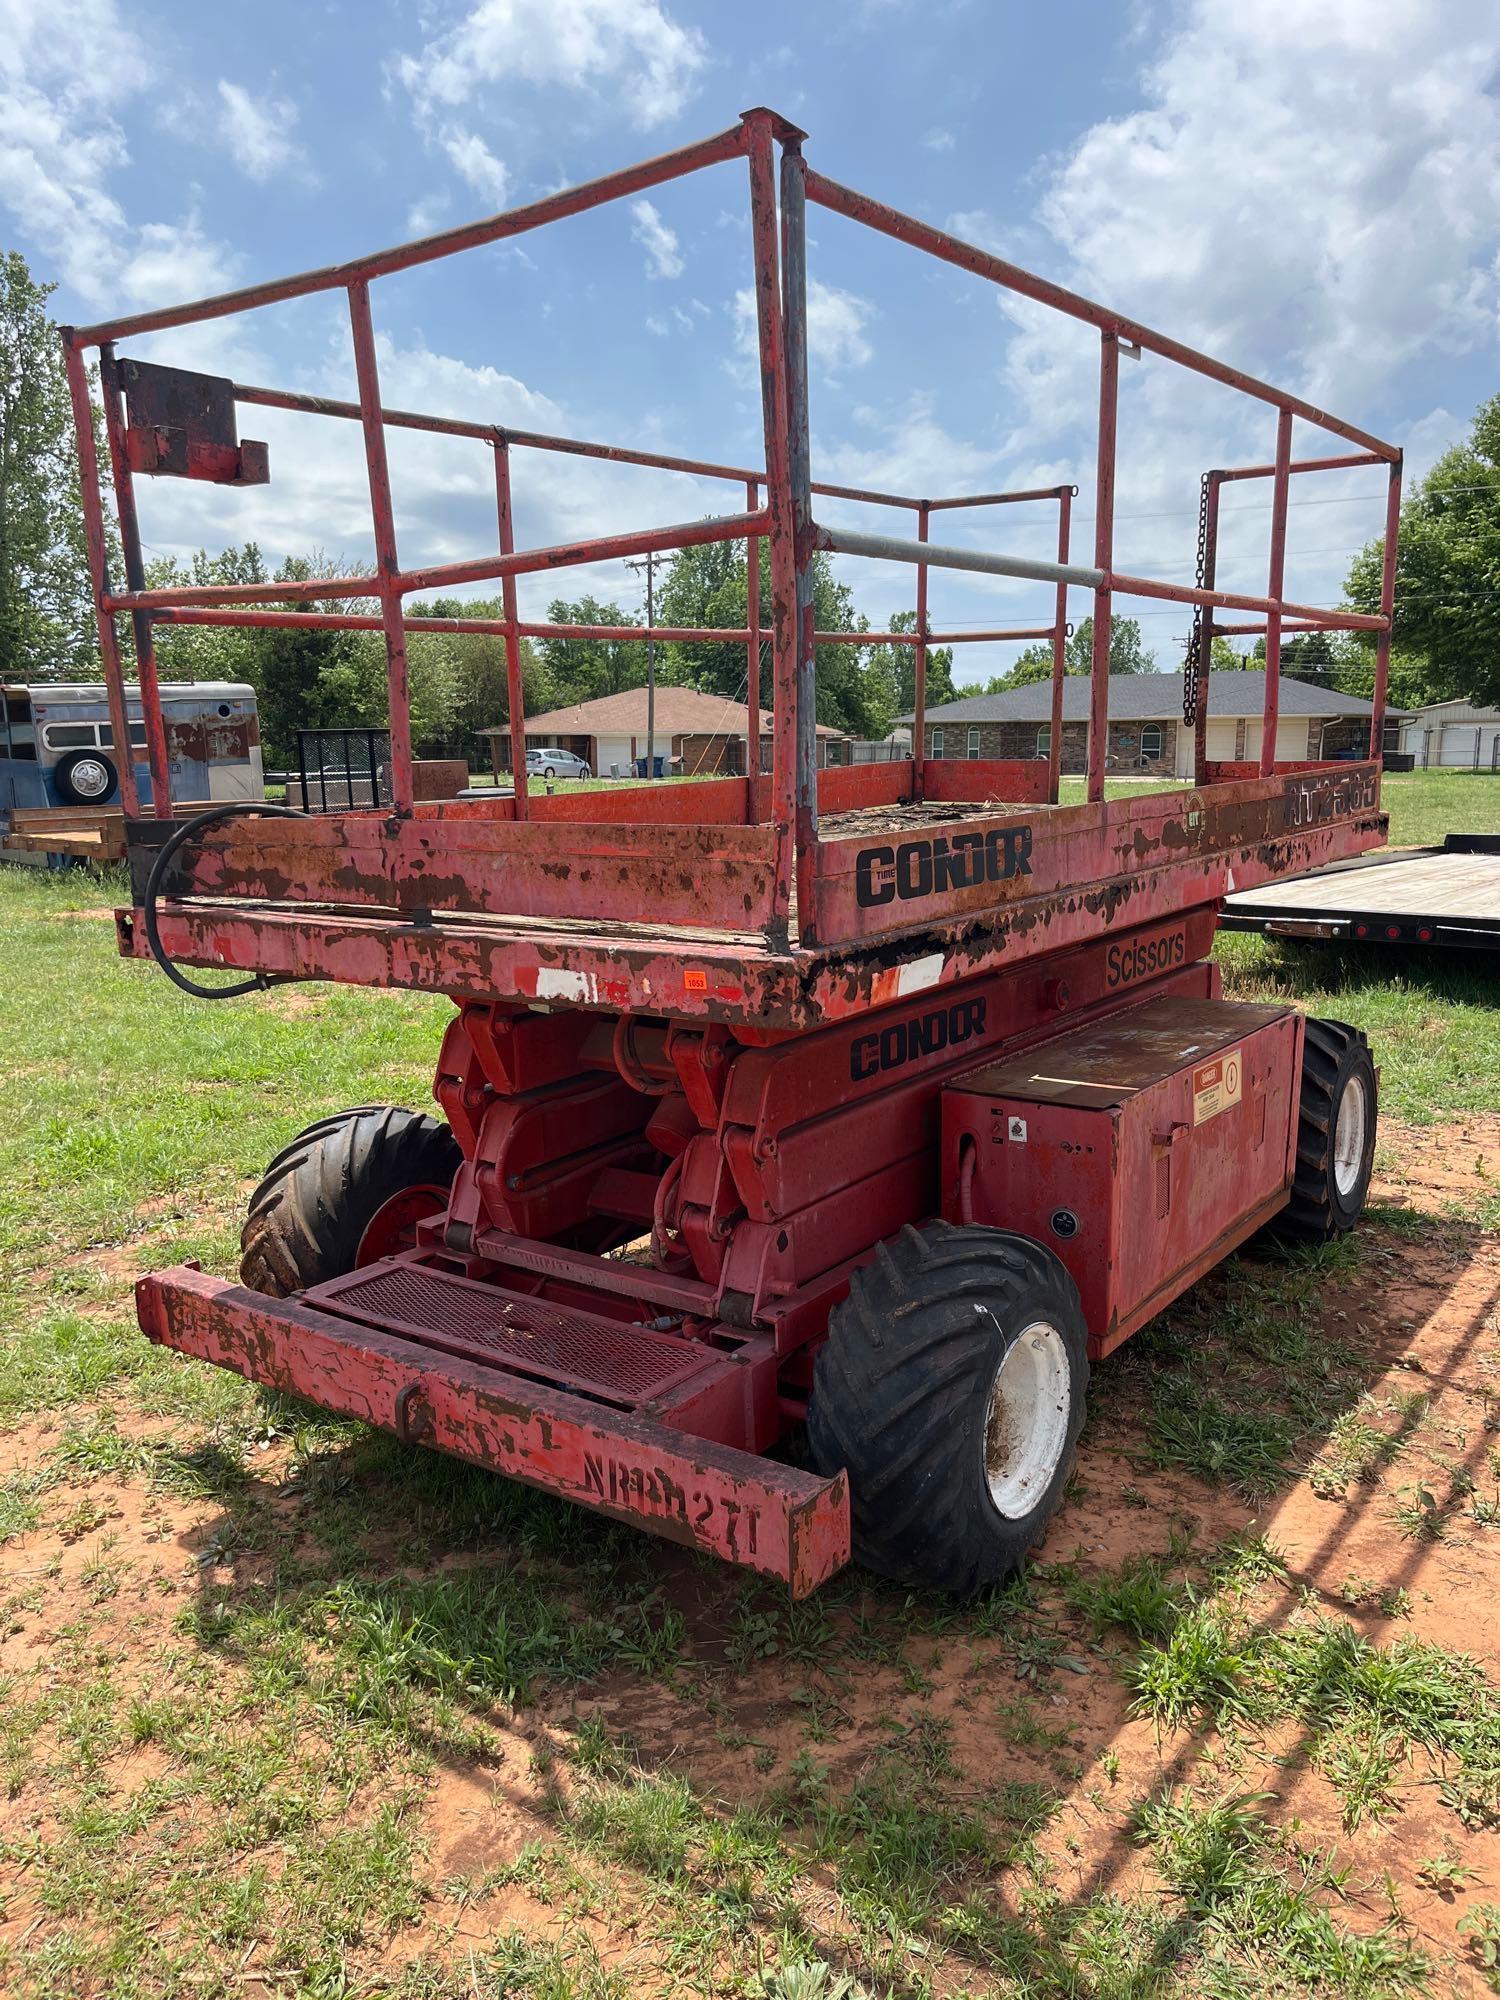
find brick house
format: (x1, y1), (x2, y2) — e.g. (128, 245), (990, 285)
(900, 671), (1378, 778)
(482, 687), (845, 778)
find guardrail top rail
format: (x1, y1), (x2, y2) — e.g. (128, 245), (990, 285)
(63, 105), (1399, 963)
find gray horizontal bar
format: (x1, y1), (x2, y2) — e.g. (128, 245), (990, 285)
(815, 523), (1103, 591)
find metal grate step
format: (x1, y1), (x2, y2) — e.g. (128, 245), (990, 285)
(305, 1258), (716, 1407)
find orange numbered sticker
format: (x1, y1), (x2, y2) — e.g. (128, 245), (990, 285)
(1192, 1048), (1242, 1125)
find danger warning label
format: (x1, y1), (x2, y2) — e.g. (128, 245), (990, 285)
(1192, 1048), (1243, 1125)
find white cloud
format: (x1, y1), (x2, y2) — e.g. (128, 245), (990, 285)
(407, 191), (452, 235)
(987, 0), (1500, 612)
(923, 127), (955, 153)
(0, 0), (239, 306)
(217, 80), (301, 182)
(731, 276), (876, 384)
(124, 217), (235, 304)
(806, 279), (875, 371)
(128, 325), (739, 620)
(440, 125), (509, 206)
(397, 0), (707, 130)
(630, 198), (683, 279)
(1024, 1), (1500, 406)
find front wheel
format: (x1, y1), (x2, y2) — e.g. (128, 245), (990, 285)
(240, 1105), (461, 1297)
(806, 1221), (1089, 1595)
(1277, 1017), (1377, 1241)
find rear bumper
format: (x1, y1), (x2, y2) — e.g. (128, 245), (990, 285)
(137, 1265), (849, 1596)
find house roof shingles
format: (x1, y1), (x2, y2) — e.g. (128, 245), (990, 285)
(485, 686), (842, 739)
(898, 670), (1377, 727)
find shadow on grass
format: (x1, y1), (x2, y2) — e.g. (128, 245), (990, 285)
(168, 1197), (1497, 1995)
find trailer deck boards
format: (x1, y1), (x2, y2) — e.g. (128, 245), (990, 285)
(1220, 834), (1500, 949)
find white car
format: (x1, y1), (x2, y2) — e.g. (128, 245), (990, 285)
(525, 746), (591, 779)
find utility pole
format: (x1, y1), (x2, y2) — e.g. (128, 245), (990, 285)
(625, 552), (657, 776)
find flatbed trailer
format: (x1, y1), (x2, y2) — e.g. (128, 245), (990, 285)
(64, 109), (1403, 1596)
(1221, 833), (1500, 951)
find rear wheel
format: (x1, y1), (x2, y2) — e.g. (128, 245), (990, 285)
(806, 1221), (1089, 1594)
(240, 1105), (461, 1297)
(1277, 1017), (1377, 1241)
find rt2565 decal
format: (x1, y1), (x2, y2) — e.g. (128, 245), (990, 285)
(855, 826), (1033, 908)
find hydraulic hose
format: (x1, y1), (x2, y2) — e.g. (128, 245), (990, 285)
(141, 800), (305, 1001)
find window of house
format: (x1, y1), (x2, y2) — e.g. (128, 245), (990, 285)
(931, 728), (945, 759)
(1036, 723), (1051, 760)
(966, 726), (980, 760)
(1140, 723), (1164, 763)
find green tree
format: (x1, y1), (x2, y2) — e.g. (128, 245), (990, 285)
(1346, 391), (1500, 709)
(0, 252), (106, 680)
(980, 613), (1157, 694)
(1066, 614), (1155, 676)
(533, 593), (644, 705)
(864, 610), (956, 736)
(147, 544), (269, 689)
(241, 554), (381, 766)
(655, 535), (881, 736)
(404, 595), (543, 763)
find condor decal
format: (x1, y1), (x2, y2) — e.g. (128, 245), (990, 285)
(850, 996), (987, 1080)
(1105, 926), (1188, 989)
(855, 825), (1033, 909)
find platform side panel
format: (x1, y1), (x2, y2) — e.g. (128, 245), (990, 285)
(143, 814), (781, 931)
(137, 1265), (850, 1594)
(812, 763), (1383, 946)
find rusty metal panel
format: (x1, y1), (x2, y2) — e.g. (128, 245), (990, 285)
(812, 764), (1384, 946)
(150, 813), (780, 932)
(137, 1263), (850, 1595)
(120, 781), (1383, 1032)
(119, 359), (269, 485)
(943, 997), (1301, 1356)
(921, 759), (1050, 806)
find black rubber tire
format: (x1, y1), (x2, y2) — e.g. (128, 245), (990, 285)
(1276, 1017), (1377, 1242)
(54, 747), (118, 804)
(806, 1221), (1089, 1595)
(240, 1105), (461, 1297)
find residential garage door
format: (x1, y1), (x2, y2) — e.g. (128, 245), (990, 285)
(1205, 720), (1238, 762)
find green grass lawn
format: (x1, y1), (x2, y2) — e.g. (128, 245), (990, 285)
(0, 802), (1497, 1997)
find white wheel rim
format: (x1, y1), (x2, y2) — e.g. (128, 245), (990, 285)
(70, 757), (111, 798)
(1333, 1073), (1368, 1198)
(982, 1320), (1071, 1519)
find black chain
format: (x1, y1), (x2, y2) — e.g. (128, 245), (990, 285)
(1182, 470), (1212, 726)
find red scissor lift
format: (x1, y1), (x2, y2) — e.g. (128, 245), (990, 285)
(64, 110), (1402, 1595)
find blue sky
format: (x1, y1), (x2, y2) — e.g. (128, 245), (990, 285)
(5, 0), (1498, 688)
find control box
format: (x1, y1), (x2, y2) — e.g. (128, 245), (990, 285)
(941, 996), (1302, 1358)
